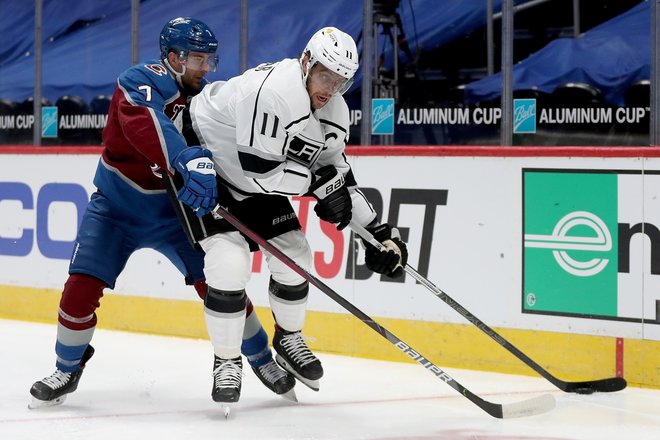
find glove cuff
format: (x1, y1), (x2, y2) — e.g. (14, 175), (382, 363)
(308, 166), (345, 200)
(173, 146), (212, 174)
(366, 223), (392, 242)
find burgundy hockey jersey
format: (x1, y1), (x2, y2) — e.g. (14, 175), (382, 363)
(97, 59), (204, 194)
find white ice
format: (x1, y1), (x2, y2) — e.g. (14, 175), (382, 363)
(1, 318), (658, 440)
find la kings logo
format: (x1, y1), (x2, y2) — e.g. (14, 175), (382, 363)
(287, 135), (324, 167)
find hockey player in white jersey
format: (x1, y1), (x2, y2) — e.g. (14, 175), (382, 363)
(172, 27), (408, 404)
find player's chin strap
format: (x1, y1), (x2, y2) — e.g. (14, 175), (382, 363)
(163, 58), (187, 89)
(299, 51), (315, 88)
(349, 220), (627, 395)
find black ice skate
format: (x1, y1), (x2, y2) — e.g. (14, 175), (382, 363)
(28, 344), (95, 409)
(251, 357), (297, 402)
(273, 329), (323, 391)
(212, 355), (243, 416)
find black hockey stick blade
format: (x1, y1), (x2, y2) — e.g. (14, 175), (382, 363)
(211, 204), (556, 418)
(559, 377), (627, 394)
(350, 221), (626, 394)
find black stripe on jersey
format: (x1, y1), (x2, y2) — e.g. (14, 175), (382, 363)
(295, 131), (324, 146)
(324, 132), (338, 141)
(344, 168), (358, 187)
(285, 113), (311, 130)
(335, 152), (357, 185)
(353, 187), (376, 218)
(218, 174), (298, 201)
(218, 175), (258, 197)
(182, 108), (202, 146)
(251, 176), (299, 196)
(250, 167), (307, 196)
(249, 67), (276, 146)
(319, 118), (347, 133)
(280, 132), (289, 155)
(285, 167), (310, 179)
(238, 150), (282, 175)
(217, 168), (306, 198)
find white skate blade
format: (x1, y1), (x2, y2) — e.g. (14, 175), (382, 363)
(275, 355), (320, 392)
(280, 388), (298, 402)
(28, 394), (66, 409)
(222, 402), (235, 419)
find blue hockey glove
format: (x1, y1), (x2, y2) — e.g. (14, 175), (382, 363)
(173, 146), (217, 217)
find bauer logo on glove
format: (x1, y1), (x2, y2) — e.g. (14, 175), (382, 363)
(309, 167), (345, 199)
(193, 160), (215, 173)
(173, 146), (218, 217)
(307, 165), (352, 230)
(320, 173), (344, 196)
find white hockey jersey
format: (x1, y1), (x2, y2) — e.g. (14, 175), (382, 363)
(189, 58), (376, 227)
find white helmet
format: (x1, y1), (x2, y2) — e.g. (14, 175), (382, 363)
(302, 27), (359, 94)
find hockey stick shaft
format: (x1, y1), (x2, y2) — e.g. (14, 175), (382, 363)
(351, 221), (626, 393)
(211, 204), (554, 418)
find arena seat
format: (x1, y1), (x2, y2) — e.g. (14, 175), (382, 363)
(623, 79), (650, 136)
(548, 83), (608, 138)
(56, 95), (91, 143)
(550, 82), (604, 107)
(90, 94), (112, 115)
(17, 96), (52, 114)
(0, 98), (18, 143)
(624, 79), (650, 108)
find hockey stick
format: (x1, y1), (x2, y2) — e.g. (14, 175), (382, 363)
(350, 221), (626, 394)
(211, 204), (555, 418)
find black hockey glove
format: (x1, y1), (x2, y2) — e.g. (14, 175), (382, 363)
(307, 165), (352, 230)
(364, 223), (408, 278)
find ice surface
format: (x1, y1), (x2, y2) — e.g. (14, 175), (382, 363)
(1, 319), (658, 440)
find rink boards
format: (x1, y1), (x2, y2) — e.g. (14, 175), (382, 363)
(0, 146), (658, 389)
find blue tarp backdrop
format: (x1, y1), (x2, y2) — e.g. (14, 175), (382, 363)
(464, 1), (650, 106)
(0, 0), (648, 108)
(0, 0), (529, 105)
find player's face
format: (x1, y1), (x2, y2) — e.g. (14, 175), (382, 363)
(180, 51), (218, 92)
(182, 51), (218, 72)
(306, 63), (349, 109)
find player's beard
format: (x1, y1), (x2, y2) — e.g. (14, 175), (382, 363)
(182, 79), (202, 96)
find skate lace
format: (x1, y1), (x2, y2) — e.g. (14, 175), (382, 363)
(280, 332), (317, 367)
(41, 370), (71, 390)
(257, 360), (289, 383)
(213, 359), (242, 388)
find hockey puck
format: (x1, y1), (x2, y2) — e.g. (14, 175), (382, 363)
(574, 387), (595, 395)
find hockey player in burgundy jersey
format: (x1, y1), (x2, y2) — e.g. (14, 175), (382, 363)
(29, 17), (295, 410)
(173, 27), (409, 406)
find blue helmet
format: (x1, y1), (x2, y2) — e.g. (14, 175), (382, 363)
(159, 17), (218, 61)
